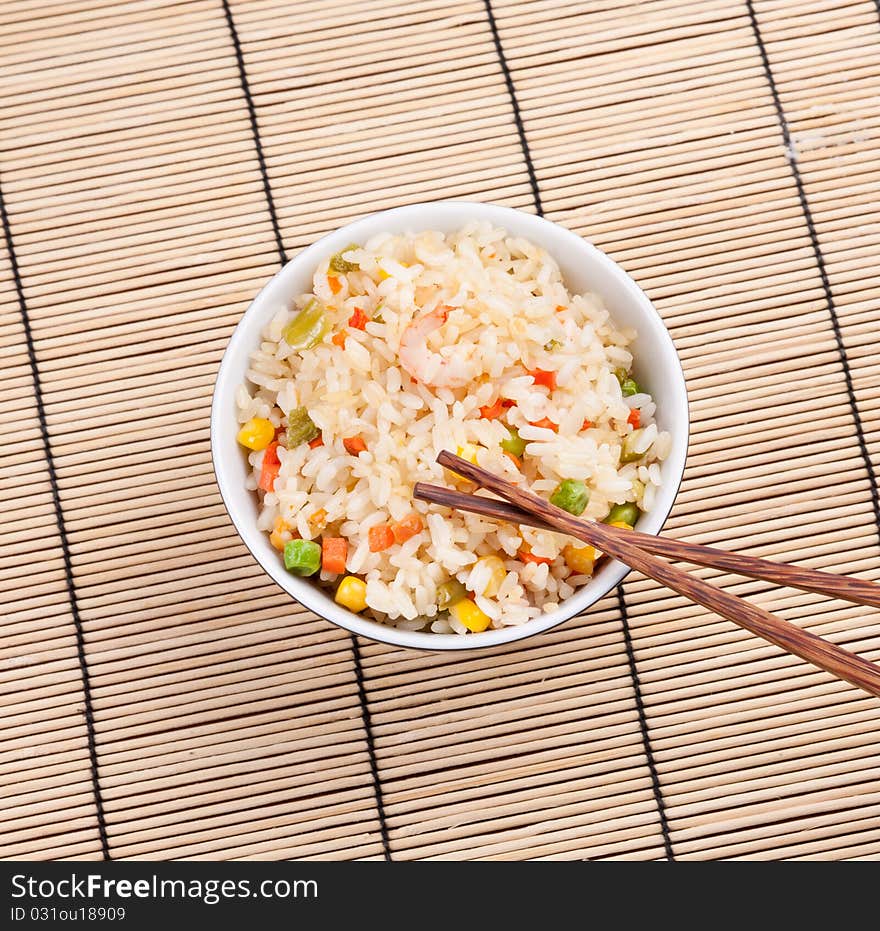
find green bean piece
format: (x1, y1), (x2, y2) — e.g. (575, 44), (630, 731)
(329, 243), (360, 273)
(613, 368), (641, 397)
(550, 479), (590, 516)
(500, 426), (527, 458)
(282, 299), (329, 350)
(286, 407), (319, 446)
(620, 429), (645, 463)
(606, 502), (640, 526)
(436, 578), (468, 609)
(283, 539), (322, 576)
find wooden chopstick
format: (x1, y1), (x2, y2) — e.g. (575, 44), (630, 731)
(412, 482), (880, 608)
(419, 452), (880, 699)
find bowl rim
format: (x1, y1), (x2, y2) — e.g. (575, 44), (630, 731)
(210, 200), (689, 651)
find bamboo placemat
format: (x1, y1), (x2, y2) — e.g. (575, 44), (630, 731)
(2, 0), (879, 861)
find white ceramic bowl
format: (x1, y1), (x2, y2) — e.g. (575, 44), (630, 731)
(211, 201), (689, 651)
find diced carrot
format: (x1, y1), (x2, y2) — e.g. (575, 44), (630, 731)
(322, 537), (348, 574)
(308, 435), (324, 449)
(518, 546), (554, 565)
(479, 398), (504, 420)
(529, 417), (559, 432)
(581, 419), (594, 431)
(332, 331), (347, 348)
(527, 368), (557, 391)
(391, 513), (423, 544)
(368, 524), (394, 552)
(501, 398), (516, 408)
(555, 305), (567, 313)
(348, 307), (369, 330)
(503, 452), (521, 469)
(328, 275), (342, 295)
(627, 409), (641, 429)
(343, 436), (367, 455)
(258, 442), (281, 492)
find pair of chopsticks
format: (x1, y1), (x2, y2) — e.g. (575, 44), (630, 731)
(414, 451), (880, 698)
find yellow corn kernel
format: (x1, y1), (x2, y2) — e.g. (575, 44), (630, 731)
(335, 576), (368, 612)
(563, 543), (596, 575)
(237, 417), (275, 451)
(609, 521), (633, 531)
(270, 517), (289, 551)
(475, 555), (506, 597)
(308, 508), (328, 531)
(455, 443), (481, 465)
(449, 598), (492, 633)
(377, 261), (407, 281)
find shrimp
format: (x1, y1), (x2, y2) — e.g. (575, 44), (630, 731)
(398, 306), (473, 388)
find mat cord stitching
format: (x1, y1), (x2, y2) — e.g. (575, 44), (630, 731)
(0, 178), (111, 861)
(617, 589), (675, 860)
(222, 0), (288, 266)
(225, 0), (393, 858)
(351, 636), (393, 860)
(483, 0), (543, 214)
(485, 0), (672, 857)
(747, 0), (880, 544)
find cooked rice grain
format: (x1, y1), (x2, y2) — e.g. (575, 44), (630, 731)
(238, 223), (670, 632)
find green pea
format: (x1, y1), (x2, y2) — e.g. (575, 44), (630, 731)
(606, 502), (640, 526)
(437, 578), (467, 609)
(550, 479), (590, 516)
(500, 426), (526, 458)
(282, 298), (329, 350)
(283, 539), (322, 576)
(328, 243), (360, 273)
(286, 407), (319, 446)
